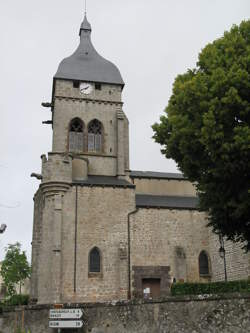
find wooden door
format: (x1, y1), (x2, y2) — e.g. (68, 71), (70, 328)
(142, 278), (161, 298)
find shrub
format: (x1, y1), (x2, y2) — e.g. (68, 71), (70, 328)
(4, 294), (29, 306)
(171, 280), (250, 296)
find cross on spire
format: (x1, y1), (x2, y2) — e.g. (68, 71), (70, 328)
(85, 0), (87, 15)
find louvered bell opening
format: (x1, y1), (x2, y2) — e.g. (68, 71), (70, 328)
(69, 118), (84, 153)
(88, 119), (102, 153)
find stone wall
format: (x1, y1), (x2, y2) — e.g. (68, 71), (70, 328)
(209, 231), (250, 281)
(132, 177), (196, 196)
(31, 183), (136, 304)
(0, 295), (249, 333)
(30, 187), (43, 300)
(61, 185), (135, 303)
(31, 176), (250, 304)
(131, 208), (210, 284)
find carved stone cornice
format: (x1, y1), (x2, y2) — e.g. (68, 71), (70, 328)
(39, 181), (71, 197)
(55, 95), (123, 106)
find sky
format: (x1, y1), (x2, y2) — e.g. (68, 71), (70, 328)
(0, 0), (249, 261)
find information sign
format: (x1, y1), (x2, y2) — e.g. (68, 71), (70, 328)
(49, 320), (83, 328)
(49, 309), (83, 319)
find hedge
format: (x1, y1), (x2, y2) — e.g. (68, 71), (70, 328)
(171, 280), (250, 296)
(0, 294), (29, 307)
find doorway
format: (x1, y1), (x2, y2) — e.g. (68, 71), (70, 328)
(142, 278), (161, 298)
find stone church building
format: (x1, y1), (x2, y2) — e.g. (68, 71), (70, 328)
(30, 14), (250, 304)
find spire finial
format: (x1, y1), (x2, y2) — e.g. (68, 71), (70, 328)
(79, 3), (92, 36)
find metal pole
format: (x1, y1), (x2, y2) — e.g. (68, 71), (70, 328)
(223, 246), (227, 282)
(219, 234), (227, 282)
(127, 209), (138, 300)
(74, 185), (78, 293)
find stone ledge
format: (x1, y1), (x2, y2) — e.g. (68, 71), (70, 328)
(55, 95), (124, 106)
(2, 292), (250, 312)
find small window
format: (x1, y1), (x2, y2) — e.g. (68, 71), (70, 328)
(73, 81), (80, 88)
(69, 118), (84, 152)
(95, 83), (101, 90)
(199, 251), (209, 275)
(89, 247), (101, 273)
(88, 119), (102, 153)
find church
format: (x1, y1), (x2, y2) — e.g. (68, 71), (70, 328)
(30, 14), (250, 304)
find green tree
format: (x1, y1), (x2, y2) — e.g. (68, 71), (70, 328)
(0, 243), (31, 297)
(152, 20), (250, 250)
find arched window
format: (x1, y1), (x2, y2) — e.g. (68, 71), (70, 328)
(89, 247), (101, 273)
(69, 118), (84, 152)
(199, 251), (209, 275)
(88, 119), (102, 152)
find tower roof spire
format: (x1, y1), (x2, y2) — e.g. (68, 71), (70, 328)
(79, 0), (91, 35)
(79, 13), (91, 35)
(54, 9), (124, 86)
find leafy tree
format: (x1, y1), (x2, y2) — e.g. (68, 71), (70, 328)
(152, 20), (250, 250)
(0, 243), (31, 297)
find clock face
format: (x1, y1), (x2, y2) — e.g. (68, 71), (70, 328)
(79, 82), (93, 95)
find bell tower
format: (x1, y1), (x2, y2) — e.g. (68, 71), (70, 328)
(50, 14), (129, 178)
(31, 13), (135, 304)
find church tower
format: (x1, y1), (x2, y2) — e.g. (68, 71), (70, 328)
(31, 14), (135, 304)
(52, 14), (129, 177)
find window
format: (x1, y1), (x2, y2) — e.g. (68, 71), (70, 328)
(73, 80), (80, 88)
(89, 247), (101, 273)
(95, 83), (101, 90)
(199, 251), (209, 275)
(88, 119), (102, 152)
(69, 118), (84, 152)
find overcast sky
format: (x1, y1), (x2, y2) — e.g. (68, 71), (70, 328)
(0, 0), (249, 261)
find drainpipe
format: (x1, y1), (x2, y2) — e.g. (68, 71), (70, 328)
(127, 208), (139, 300)
(74, 185), (78, 293)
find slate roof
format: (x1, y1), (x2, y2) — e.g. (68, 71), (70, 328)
(73, 175), (135, 188)
(136, 194), (198, 210)
(130, 170), (186, 180)
(54, 15), (124, 86)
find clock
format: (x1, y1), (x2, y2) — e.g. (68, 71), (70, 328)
(79, 82), (93, 95)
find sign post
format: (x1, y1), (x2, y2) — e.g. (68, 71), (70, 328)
(49, 321), (83, 328)
(49, 308), (84, 330)
(50, 309), (83, 319)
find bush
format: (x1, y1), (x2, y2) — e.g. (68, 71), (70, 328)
(171, 280), (250, 296)
(3, 294), (29, 306)
(8, 294), (29, 306)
